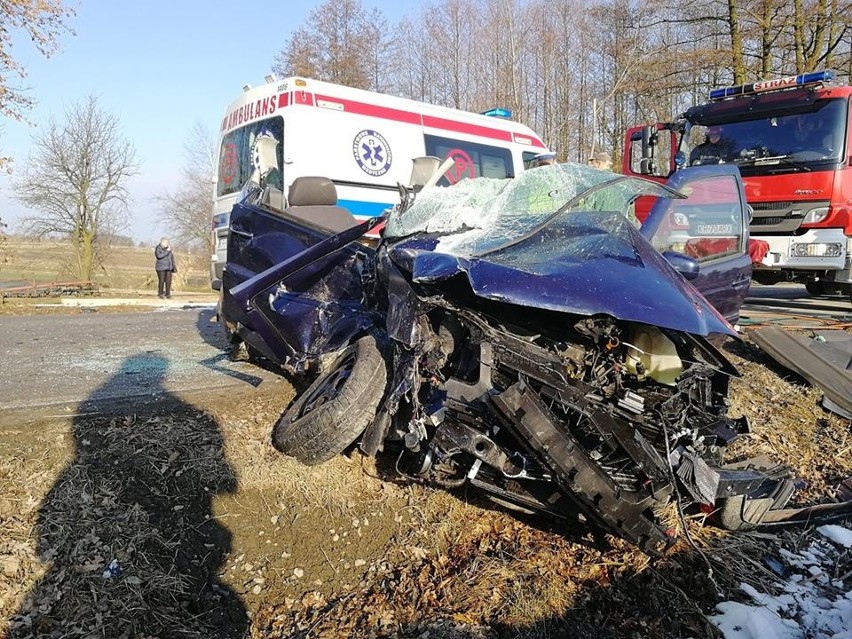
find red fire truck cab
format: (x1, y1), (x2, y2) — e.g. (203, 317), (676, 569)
(623, 71), (852, 303)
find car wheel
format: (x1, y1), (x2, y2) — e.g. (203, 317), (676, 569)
(272, 335), (387, 465)
(805, 280), (826, 297)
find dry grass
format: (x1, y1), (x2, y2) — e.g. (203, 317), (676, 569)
(725, 337), (852, 502)
(0, 237), (211, 293)
(1, 411), (248, 638)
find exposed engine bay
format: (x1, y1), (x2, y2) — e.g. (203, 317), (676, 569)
(378, 297), (777, 555)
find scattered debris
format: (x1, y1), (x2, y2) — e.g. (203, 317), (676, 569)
(0, 280), (98, 299)
(751, 327), (852, 418)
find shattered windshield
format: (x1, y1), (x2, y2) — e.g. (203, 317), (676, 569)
(385, 163), (680, 256)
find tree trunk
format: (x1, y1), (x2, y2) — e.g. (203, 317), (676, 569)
(727, 0), (746, 83)
(793, 0), (806, 72)
(805, 0), (829, 71)
(77, 229), (96, 282)
(760, 0), (773, 76)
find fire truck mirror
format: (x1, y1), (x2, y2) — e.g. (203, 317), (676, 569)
(640, 158), (658, 175)
(639, 126), (659, 175)
(641, 126), (657, 154)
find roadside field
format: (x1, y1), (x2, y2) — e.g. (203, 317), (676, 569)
(0, 331), (849, 638)
(0, 237), (211, 293)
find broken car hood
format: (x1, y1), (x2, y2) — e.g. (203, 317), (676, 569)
(389, 210), (736, 337)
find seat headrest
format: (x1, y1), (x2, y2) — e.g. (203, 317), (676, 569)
(288, 176), (338, 206)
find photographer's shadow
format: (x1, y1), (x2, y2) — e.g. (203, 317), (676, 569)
(9, 353), (248, 638)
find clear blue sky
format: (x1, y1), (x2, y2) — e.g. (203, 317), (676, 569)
(0, 0), (412, 244)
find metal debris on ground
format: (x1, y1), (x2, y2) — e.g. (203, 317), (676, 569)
(750, 326), (852, 419)
(0, 280), (99, 299)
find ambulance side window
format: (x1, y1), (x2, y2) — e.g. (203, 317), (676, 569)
(217, 116), (285, 197)
(522, 151), (538, 170)
(424, 135), (514, 185)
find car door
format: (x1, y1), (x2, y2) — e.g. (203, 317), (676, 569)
(220, 190), (375, 365)
(640, 165), (752, 325)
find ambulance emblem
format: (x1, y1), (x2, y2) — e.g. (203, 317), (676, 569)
(353, 129), (392, 177)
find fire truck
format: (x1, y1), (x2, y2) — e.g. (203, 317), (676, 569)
(623, 71), (852, 303)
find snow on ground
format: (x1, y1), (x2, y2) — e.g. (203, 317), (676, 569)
(710, 524), (852, 639)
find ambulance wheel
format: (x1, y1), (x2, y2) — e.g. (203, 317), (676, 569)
(272, 335), (387, 465)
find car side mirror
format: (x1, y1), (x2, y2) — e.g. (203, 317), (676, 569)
(661, 250), (700, 280)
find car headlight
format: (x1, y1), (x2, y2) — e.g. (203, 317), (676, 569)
(802, 206), (830, 224)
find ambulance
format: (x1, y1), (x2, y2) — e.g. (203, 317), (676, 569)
(209, 75), (547, 289)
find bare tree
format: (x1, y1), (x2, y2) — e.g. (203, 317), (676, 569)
(0, 0), (74, 123)
(271, 0), (391, 90)
(155, 122), (216, 255)
(14, 95), (137, 281)
(0, 217), (7, 269)
(267, 0), (852, 169)
(0, 0), (75, 231)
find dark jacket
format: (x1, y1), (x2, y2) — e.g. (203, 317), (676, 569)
(154, 244), (175, 271)
(690, 140), (732, 165)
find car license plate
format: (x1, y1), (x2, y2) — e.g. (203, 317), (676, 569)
(695, 223), (733, 235)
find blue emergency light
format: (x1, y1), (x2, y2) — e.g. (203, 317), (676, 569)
(709, 70), (835, 101)
(482, 108), (512, 119)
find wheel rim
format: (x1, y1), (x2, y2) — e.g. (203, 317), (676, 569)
(298, 351), (357, 418)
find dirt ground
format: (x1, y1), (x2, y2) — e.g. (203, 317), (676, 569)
(0, 314), (850, 638)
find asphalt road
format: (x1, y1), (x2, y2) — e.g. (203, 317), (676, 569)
(0, 283), (846, 422)
(0, 307), (286, 419)
(744, 282), (852, 320)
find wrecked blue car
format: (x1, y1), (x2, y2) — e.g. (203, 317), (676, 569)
(220, 161), (809, 554)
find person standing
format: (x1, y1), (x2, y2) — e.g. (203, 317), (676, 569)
(154, 238), (176, 299)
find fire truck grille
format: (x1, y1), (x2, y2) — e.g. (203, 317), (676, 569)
(751, 201), (793, 211)
(751, 216), (787, 226)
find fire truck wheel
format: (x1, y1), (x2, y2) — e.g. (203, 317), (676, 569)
(805, 280), (826, 297)
(272, 335), (387, 465)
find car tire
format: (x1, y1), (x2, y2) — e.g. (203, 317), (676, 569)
(805, 280), (826, 297)
(272, 335), (387, 465)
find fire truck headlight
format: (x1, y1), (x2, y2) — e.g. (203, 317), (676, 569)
(791, 242), (843, 257)
(802, 206), (830, 225)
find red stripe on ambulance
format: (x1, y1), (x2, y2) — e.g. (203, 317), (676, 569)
(224, 90), (545, 148)
(313, 93), (422, 125)
(308, 92), (543, 146)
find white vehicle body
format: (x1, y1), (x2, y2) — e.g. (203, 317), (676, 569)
(210, 76), (547, 289)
